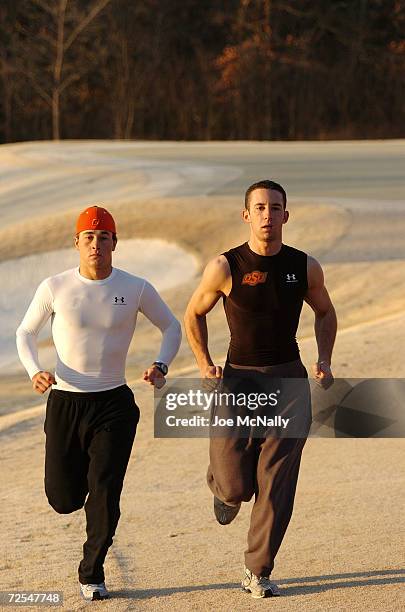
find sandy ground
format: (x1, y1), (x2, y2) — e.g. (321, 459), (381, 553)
(1, 393), (404, 612)
(0, 141), (404, 611)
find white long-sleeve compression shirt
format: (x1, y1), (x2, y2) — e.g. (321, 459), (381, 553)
(16, 267), (181, 392)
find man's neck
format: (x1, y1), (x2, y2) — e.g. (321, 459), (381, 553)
(248, 237), (283, 256)
(79, 264), (113, 281)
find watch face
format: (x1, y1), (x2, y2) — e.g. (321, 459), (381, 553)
(155, 362), (168, 375)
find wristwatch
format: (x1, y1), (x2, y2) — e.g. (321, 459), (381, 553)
(152, 361), (168, 376)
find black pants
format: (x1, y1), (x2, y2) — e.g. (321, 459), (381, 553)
(44, 384), (139, 584)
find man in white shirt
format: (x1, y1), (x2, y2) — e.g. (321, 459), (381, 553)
(16, 205), (181, 601)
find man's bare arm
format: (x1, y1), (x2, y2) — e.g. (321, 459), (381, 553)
(304, 256), (337, 388)
(184, 256), (231, 378)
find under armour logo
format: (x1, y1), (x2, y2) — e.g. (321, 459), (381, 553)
(114, 296), (126, 304)
(286, 273), (298, 283)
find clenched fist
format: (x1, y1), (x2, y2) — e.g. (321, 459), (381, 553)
(143, 365), (166, 389)
(312, 361), (334, 390)
(32, 371), (56, 394)
(202, 365), (223, 379)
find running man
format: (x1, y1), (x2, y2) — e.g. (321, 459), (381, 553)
(16, 206), (181, 601)
(184, 180), (336, 598)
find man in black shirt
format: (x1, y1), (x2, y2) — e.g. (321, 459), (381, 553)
(184, 180), (336, 598)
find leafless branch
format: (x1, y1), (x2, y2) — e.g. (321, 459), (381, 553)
(30, 0), (55, 17)
(64, 0), (112, 53)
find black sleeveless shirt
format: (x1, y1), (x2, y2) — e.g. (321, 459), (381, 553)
(223, 242), (308, 366)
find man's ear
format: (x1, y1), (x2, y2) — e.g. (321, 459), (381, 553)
(74, 235), (79, 250)
(283, 210), (289, 224)
(242, 208), (251, 223)
(112, 237), (117, 251)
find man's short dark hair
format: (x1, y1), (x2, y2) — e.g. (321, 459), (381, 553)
(245, 180), (287, 210)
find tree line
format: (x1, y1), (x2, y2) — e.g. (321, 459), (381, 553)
(0, 0), (404, 143)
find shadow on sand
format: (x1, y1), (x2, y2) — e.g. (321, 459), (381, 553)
(111, 568), (405, 600)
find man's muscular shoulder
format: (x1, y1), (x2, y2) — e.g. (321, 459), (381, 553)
(206, 255), (231, 276)
(203, 255), (231, 294)
(307, 255), (324, 290)
(113, 267), (145, 286)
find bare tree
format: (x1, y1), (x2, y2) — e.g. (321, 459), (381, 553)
(19, 0), (112, 139)
(1, 0), (404, 142)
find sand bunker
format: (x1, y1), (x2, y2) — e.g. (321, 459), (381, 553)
(0, 141), (404, 611)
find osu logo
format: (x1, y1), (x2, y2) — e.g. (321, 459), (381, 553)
(242, 271), (268, 286)
(91, 219), (100, 227)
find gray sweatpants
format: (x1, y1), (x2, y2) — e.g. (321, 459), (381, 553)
(207, 359), (311, 577)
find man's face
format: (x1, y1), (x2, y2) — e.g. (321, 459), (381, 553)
(74, 230), (116, 268)
(242, 188), (288, 241)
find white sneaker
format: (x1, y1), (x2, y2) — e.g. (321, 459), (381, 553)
(80, 582), (109, 601)
(242, 567), (281, 598)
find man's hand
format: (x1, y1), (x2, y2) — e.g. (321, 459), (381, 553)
(202, 365), (223, 378)
(312, 361), (334, 389)
(143, 365), (166, 389)
(32, 371), (56, 394)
